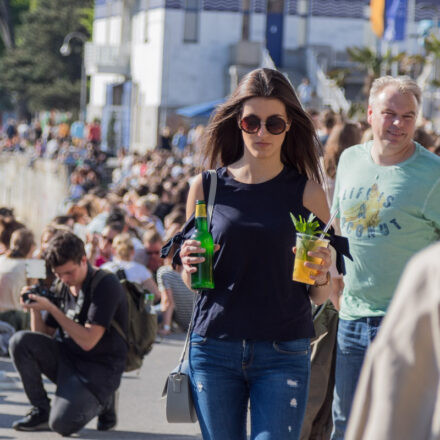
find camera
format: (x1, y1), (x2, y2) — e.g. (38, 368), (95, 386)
(21, 285), (60, 306)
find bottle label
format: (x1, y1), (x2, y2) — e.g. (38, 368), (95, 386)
(195, 203), (207, 218)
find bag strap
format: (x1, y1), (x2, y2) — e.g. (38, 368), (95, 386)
(176, 169), (217, 373)
(206, 169), (217, 227)
(91, 268), (129, 345)
(77, 268), (107, 325)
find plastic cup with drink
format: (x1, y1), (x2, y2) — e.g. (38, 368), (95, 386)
(290, 211), (337, 285)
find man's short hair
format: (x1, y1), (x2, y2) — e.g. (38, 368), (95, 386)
(369, 75), (422, 108)
(45, 230), (85, 268)
(106, 207), (126, 226)
(143, 227), (162, 247)
(106, 221), (124, 234)
(321, 109), (337, 130)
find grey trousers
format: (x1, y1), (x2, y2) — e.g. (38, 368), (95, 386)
(9, 331), (103, 436)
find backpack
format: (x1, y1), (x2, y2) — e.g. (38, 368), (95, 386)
(91, 269), (158, 372)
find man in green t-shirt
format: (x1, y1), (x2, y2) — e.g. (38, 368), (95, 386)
(331, 76), (440, 440)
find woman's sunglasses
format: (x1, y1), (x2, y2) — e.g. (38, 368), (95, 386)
(239, 114), (288, 135)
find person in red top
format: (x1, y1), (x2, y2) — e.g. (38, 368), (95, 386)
(87, 118), (101, 146)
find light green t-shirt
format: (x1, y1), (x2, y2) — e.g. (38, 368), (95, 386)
(332, 141), (440, 320)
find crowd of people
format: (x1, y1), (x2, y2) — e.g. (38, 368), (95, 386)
(0, 68), (439, 438)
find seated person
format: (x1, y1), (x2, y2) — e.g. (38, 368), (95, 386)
(87, 222), (123, 267)
(9, 230), (128, 435)
(101, 233), (160, 300)
(157, 246), (195, 336)
(0, 212), (25, 255)
(0, 228), (36, 330)
(143, 228), (164, 280)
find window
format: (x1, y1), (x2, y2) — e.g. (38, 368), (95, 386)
(144, 4), (149, 42)
(112, 84), (123, 106)
(105, 0), (113, 43)
(184, 0), (200, 43)
(242, 0), (251, 40)
(267, 0), (284, 13)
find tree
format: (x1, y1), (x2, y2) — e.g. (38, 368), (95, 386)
(0, 0), (31, 110)
(424, 33), (440, 87)
(0, 0), (93, 117)
(0, 0), (14, 49)
(346, 46), (405, 99)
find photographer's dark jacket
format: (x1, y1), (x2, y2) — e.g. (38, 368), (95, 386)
(45, 265), (128, 403)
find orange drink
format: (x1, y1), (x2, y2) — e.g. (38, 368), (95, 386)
(293, 233), (329, 285)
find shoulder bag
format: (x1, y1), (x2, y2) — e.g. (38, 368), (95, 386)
(162, 169), (217, 423)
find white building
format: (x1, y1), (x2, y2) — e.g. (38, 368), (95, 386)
(86, 0), (427, 153)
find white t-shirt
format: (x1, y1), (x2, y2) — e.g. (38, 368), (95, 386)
(101, 259), (152, 285)
(0, 256), (27, 311)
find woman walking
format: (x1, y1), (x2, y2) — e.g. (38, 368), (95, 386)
(172, 68), (338, 439)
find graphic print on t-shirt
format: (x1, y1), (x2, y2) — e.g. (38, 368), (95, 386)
(339, 183), (401, 239)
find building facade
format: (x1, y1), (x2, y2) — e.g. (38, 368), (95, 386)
(86, 0), (428, 152)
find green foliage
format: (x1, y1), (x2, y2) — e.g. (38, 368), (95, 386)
(326, 67), (350, 88)
(0, 0), (93, 115)
(425, 34), (440, 57)
(78, 6), (94, 38)
(346, 45), (415, 100)
(0, 0), (30, 52)
(347, 45), (405, 77)
(347, 101), (367, 120)
(290, 213), (325, 237)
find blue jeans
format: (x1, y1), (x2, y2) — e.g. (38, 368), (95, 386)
(189, 333), (311, 440)
(331, 317), (383, 440)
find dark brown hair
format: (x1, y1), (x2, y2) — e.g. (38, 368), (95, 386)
(414, 127), (435, 149)
(0, 216), (25, 250)
(203, 68), (323, 183)
(323, 123), (362, 179)
(6, 228), (35, 258)
(45, 230), (85, 267)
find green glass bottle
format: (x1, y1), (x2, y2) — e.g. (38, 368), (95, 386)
(191, 200), (215, 289)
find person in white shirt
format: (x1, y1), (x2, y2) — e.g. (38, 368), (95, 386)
(0, 228), (36, 330)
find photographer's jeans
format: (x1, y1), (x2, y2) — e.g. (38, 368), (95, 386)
(189, 333), (311, 440)
(9, 331), (103, 436)
(331, 317), (383, 440)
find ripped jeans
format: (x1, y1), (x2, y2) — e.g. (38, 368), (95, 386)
(189, 333), (311, 440)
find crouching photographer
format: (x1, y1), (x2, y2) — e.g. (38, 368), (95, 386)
(9, 230), (128, 436)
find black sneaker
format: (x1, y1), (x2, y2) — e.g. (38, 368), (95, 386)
(12, 407), (49, 431)
(97, 391), (118, 431)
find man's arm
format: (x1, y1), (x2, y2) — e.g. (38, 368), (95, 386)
(29, 309), (56, 336)
(20, 287), (56, 336)
(24, 294), (105, 351)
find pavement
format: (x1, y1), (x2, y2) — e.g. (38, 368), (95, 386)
(0, 333), (202, 440)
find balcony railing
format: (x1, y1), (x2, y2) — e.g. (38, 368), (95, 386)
(85, 43), (130, 76)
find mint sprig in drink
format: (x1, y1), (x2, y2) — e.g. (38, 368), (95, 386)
(290, 213), (329, 285)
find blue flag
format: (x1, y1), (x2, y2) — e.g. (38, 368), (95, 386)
(383, 0), (407, 41)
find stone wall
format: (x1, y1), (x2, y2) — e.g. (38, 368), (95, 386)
(0, 154), (68, 239)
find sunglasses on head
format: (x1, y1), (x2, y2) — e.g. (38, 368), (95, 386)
(239, 114), (288, 135)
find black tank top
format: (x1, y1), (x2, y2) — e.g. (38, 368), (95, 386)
(192, 167), (315, 341)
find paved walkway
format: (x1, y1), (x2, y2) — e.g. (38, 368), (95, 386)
(0, 333), (202, 439)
